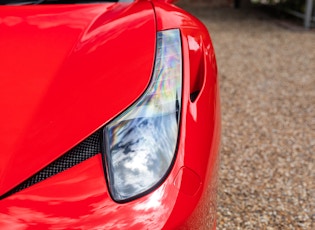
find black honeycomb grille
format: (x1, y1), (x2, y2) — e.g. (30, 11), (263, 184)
(1, 130), (101, 199)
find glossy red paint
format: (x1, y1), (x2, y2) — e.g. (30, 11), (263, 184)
(0, 2), (156, 195)
(153, 3), (220, 228)
(0, 1), (220, 229)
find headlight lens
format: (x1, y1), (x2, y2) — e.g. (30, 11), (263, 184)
(103, 29), (182, 202)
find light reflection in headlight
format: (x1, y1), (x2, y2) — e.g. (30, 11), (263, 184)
(104, 29), (182, 202)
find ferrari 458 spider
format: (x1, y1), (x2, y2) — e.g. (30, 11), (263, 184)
(0, 0), (220, 229)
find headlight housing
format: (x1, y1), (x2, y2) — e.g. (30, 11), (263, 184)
(103, 29), (182, 202)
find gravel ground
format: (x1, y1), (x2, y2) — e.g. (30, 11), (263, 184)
(179, 3), (315, 229)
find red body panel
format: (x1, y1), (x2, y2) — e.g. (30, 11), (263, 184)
(0, 2), (156, 195)
(0, 2), (220, 229)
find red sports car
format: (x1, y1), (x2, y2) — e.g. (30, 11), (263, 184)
(0, 0), (220, 229)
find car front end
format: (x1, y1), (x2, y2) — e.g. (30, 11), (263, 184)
(0, 1), (220, 229)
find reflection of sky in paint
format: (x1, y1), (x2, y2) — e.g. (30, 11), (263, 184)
(104, 29), (182, 201)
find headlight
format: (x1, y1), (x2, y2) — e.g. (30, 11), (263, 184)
(103, 29), (182, 202)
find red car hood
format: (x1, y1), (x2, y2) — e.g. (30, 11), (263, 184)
(0, 2), (156, 196)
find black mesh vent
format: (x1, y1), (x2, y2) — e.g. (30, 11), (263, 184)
(1, 130), (101, 199)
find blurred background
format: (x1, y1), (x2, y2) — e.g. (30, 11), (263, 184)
(178, 0), (314, 229)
